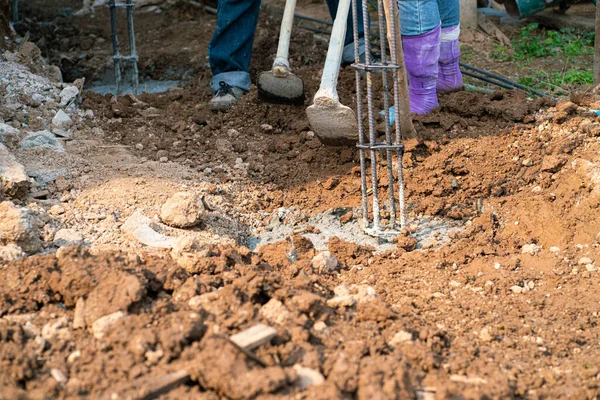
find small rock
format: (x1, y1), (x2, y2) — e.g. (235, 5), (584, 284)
(0, 243), (24, 262)
(313, 321), (328, 333)
(67, 350), (81, 364)
(586, 264), (598, 272)
(532, 186), (542, 193)
(19, 130), (64, 152)
(0, 123), (22, 149)
(52, 128), (71, 138)
(556, 101), (577, 114)
(397, 234), (417, 251)
(50, 368), (68, 384)
(59, 86), (80, 106)
(521, 243), (541, 256)
(449, 280), (461, 288)
(92, 311), (125, 340)
(578, 257), (593, 265)
(550, 246), (560, 253)
(41, 317), (70, 340)
(527, 281), (535, 289)
(53, 229), (83, 247)
(159, 157), (168, 163)
(479, 327), (493, 342)
(135, 143), (144, 150)
(49, 204), (66, 215)
(311, 251), (339, 274)
(73, 298), (86, 329)
(260, 124), (274, 133)
(145, 347), (164, 365)
(52, 110), (72, 128)
(389, 330), (413, 347)
(522, 158), (533, 167)
(510, 285), (523, 294)
(160, 192), (204, 228)
(540, 155), (566, 173)
(260, 299), (291, 326)
(293, 365), (325, 389)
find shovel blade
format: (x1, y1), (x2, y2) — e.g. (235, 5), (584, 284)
(257, 71), (304, 105)
(306, 98), (358, 146)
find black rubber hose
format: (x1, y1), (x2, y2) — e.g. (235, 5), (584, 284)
(461, 69), (518, 91)
(460, 62), (556, 100)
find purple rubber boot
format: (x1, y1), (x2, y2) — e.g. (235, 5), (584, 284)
(402, 25), (440, 115)
(437, 24), (463, 92)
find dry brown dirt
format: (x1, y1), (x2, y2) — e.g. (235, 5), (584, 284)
(2, 1), (600, 399)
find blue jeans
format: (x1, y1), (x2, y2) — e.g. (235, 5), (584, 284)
(397, 0), (460, 36)
(209, 0), (365, 92)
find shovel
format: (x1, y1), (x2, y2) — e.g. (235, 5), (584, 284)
(257, 0), (304, 104)
(306, 0), (357, 146)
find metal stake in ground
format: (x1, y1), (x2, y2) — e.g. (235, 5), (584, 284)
(257, 0), (304, 104)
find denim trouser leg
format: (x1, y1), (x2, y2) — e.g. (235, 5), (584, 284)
(208, 0), (261, 92)
(397, 0), (439, 36)
(325, 0), (366, 62)
(437, 0), (460, 28)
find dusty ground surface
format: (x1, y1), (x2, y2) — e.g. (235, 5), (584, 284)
(2, 1), (600, 399)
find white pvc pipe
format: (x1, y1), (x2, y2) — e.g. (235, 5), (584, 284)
(313, 0), (350, 102)
(272, 0), (297, 76)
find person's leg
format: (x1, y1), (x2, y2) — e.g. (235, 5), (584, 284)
(398, 0), (441, 114)
(436, 0), (462, 92)
(208, 0), (261, 94)
(325, 0), (366, 63)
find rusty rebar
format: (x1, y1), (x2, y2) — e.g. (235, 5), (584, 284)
(108, 0), (139, 96)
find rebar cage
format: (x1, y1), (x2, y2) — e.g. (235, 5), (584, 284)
(351, 0), (406, 237)
(108, 0), (140, 96)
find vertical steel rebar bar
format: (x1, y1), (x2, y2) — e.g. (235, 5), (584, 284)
(12, 0), (18, 22)
(376, 0), (396, 226)
(352, 0), (369, 225)
(126, 0), (139, 95)
(361, 0), (381, 231)
(388, 0), (406, 228)
(109, 0), (122, 95)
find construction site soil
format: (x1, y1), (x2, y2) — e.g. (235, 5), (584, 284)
(2, 1), (600, 399)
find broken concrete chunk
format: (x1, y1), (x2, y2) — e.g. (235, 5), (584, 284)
(0, 243), (25, 262)
(92, 311), (125, 340)
(259, 299), (291, 326)
(311, 251), (339, 274)
(389, 330), (413, 347)
(0, 201), (41, 253)
(19, 130), (65, 152)
(122, 211), (179, 248)
(160, 192), (204, 228)
(0, 143), (32, 199)
(229, 323), (278, 350)
(59, 86), (80, 106)
(53, 228), (84, 247)
(293, 365), (325, 389)
(0, 123), (22, 149)
(52, 110), (73, 128)
(521, 243), (541, 256)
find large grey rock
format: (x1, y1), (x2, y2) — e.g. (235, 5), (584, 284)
(59, 86), (79, 106)
(19, 130), (65, 152)
(0, 123), (22, 149)
(53, 228), (84, 247)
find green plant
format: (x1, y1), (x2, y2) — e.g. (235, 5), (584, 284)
(509, 23), (594, 61)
